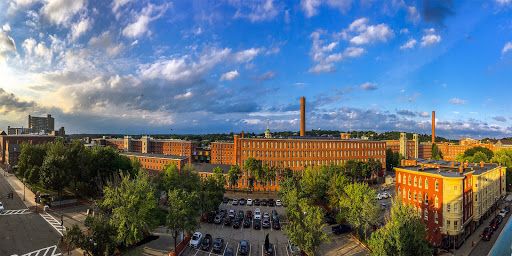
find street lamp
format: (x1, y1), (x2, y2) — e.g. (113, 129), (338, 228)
(22, 178), (26, 201)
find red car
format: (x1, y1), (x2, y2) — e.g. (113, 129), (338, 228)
(490, 219), (499, 231)
(482, 227), (493, 241)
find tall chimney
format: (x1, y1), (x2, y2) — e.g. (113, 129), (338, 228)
(300, 97), (306, 137)
(432, 111), (435, 144)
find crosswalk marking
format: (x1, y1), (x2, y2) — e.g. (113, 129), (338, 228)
(19, 245), (61, 256)
(0, 209), (30, 215)
(39, 213), (65, 236)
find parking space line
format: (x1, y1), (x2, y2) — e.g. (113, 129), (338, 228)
(223, 242), (228, 255)
(236, 243), (240, 256)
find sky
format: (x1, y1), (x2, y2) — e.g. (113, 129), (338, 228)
(0, 0), (512, 139)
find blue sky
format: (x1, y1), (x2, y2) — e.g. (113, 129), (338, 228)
(0, 0), (512, 139)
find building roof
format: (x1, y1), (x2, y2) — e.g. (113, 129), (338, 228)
(193, 162), (232, 174)
(399, 158), (501, 177)
(0, 134), (56, 138)
(497, 139), (512, 145)
(239, 136), (379, 142)
(120, 152), (189, 160)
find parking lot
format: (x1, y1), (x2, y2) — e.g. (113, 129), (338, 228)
(180, 198), (291, 256)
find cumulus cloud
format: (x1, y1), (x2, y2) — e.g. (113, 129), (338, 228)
(419, 112), (430, 117)
(406, 6), (420, 23)
(0, 88), (37, 114)
(421, 28), (441, 47)
(88, 31), (125, 56)
(40, 0), (87, 26)
(22, 38), (37, 55)
(341, 18), (394, 45)
(234, 48), (262, 63)
(396, 93), (420, 102)
(220, 70), (240, 81)
(396, 109), (416, 116)
(71, 18), (92, 40)
(495, 0), (512, 4)
(400, 38), (417, 50)
(301, 0), (321, 17)
(399, 28), (409, 34)
(301, 0), (353, 18)
(449, 97), (467, 104)
(232, 0), (280, 22)
(112, 0), (134, 13)
(122, 3), (170, 38)
(493, 116), (507, 122)
(0, 26), (17, 62)
(502, 42), (512, 55)
(360, 82), (378, 91)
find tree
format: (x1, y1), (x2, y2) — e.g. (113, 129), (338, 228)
(385, 148), (394, 171)
(328, 172), (349, 213)
(166, 189), (200, 252)
(302, 166), (329, 203)
(213, 166), (227, 188)
(368, 198), (433, 256)
(265, 166), (277, 192)
(431, 144), (443, 160)
(161, 163), (181, 191)
(472, 151), (488, 163)
(244, 158), (263, 190)
(65, 215), (117, 256)
(67, 140), (90, 198)
(98, 172), (158, 246)
(18, 142), (47, 181)
(284, 195), (331, 256)
(339, 183), (381, 239)
(40, 139), (71, 199)
(247, 176), (255, 193)
(227, 165), (242, 192)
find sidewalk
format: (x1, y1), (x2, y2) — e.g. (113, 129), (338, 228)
(0, 167), (36, 208)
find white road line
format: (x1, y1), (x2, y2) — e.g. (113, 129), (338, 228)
(20, 245), (61, 256)
(285, 244), (290, 256)
(223, 242), (229, 255)
(236, 243), (240, 256)
(0, 209), (30, 215)
(39, 213), (64, 236)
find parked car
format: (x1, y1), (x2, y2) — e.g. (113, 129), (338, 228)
(271, 210), (279, 220)
(224, 247), (234, 256)
(229, 209), (235, 218)
(232, 199), (239, 205)
(499, 209), (507, 218)
(243, 218), (251, 228)
(376, 193), (383, 200)
(254, 199), (261, 206)
(201, 234), (212, 251)
(239, 241), (249, 255)
(223, 197), (229, 204)
(325, 213), (336, 225)
(253, 219), (261, 229)
(264, 242), (274, 255)
(263, 217), (271, 228)
(189, 232), (202, 248)
(272, 219), (280, 230)
(482, 228), (493, 241)
(220, 208), (226, 216)
(214, 215), (223, 224)
(261, 199), (268, 206)
(496, 215), (503, 224)
(506, 206), (510, 213)
(490, 219), (499, 230)
(332, 224), (351, 234)
(240, 198), (245, 205)
(254, 208), (262, 220)
(0, 202), (4, 213)
(238, 210), (244, 220)
(224, 216), (232, 226)
(247, 199), (253, 206)
(288, 240), (301, 255)
(263, 212), (270, 218)
(380, 203), (387, 208)
(233, 218), (241, 229)
(207, 211), (216, 223)
(268, 199), (275, 206)
(276, 200), (282, 206)
(213, 238), (224, 253)
(245, 210), (253, 219)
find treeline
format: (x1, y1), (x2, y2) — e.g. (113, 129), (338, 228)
(18, 138), (140, 198)
(66, 161), (226, 255)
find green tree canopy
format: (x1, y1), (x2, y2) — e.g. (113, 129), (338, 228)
(339, 182), (381, 239)
(368, 198), (432, 256)
(65, 214), (117, 256)
(227, 165), (243, 191)
(40, 139), (71, 198)
(431, 144), (443, 160)
(166, 189), (200, 251)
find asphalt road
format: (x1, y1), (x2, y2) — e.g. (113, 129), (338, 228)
(0, 173), (62, 256)
(469, 204), (512, 256)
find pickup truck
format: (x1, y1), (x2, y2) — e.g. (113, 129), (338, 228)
(332, 224), (351, 234)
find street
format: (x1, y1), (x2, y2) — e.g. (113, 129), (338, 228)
(0, 171), (63, 256)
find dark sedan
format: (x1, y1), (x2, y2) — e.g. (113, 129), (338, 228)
(261, 199), (268, 206)
(243, 218), (251, 228)
(482, 227), (493, 241)
(201, 234), (212, 251)
(224, 216), (231, 226)
(224, 248), (234, 256)
(262, 217), (270, 229)
(213, 238), (224, 252)
(239, 241), (249, 255)
(254, 199), (261, 206)
(268, 199), (275, 206)
(240, 198), (245, 205)
(253, 219), (261, 230)
(238, 210), (245, 220)
(233, 218), (241, 229)
(245, 210), (252, 220)
(272, 219), (280, 230)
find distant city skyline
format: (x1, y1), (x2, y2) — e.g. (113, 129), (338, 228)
(0, 1), (512, 139)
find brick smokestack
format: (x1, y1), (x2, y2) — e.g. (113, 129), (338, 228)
(300, 97), (306, 137)
(432, 111), (435, 144)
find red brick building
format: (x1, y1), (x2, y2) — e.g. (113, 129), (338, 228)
(121, 152), (189, 175)
(0, 134), (56, 169)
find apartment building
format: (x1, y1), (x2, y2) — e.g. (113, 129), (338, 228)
(28, 114), (54, 134)
(396, 159), (506, 249)
(120, 152), (189, 175)
(0, 134), (56, 169)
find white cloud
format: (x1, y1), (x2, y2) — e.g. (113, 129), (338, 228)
(421, 28), (441, 47)
(502, 42), (512, 55)
(71, 18), (92, 40)
(34, 42), (52, 63)
(400, 38), (417, 50)
(284, 9), (290, 23)
(449, 97), (467, 105)
(122, 3), (170, 38)
(360, 82), (378, 90)
(0, 27), (17, 62)
(40, 0), (87, 26)
(220, 70), (240, 81)
(301, 0), (321, 17)
(112, 0), (134, 13)
(233, 0), (280, 22)
(419, 112), (430, 117)
(89, 31), (125, 56)
(174, 91), (193, 100)
(22, 38), (37, 55)
(399, 28), (409, 34)
(341, 18), (394, 45)
(406, 6), (420, 23)
(308, 63), (334, 73)
(7, 0), (38, 14)
(495, 0), (511, 5)
(234, 48), (262, 63)
(3, 24), (11, 32)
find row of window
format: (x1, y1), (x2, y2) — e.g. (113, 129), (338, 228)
(397, 172), (439, 191)
(241, 158), (384, 169)
(242, 140), (385, 150)
(399, 187), (439, 208)
(242, 150), (384, 158)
